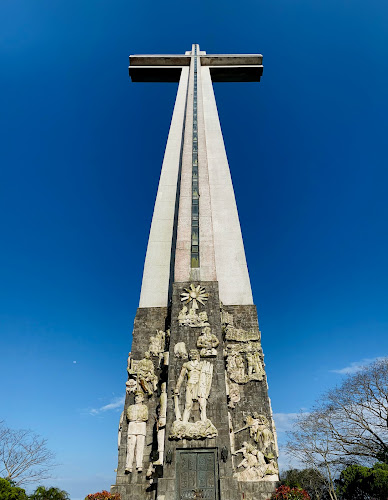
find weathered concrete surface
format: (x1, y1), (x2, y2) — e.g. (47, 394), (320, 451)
(201, 65), (254, 305)
(139, 67), (189, 308)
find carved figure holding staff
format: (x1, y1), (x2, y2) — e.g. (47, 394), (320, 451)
(174, 349), (213, 423)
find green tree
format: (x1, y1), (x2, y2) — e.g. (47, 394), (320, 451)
(282, 468), (331, 500)
(0, 478), (28, 500)
(336, 462), (388, 500)
(29, 485), (70, 500)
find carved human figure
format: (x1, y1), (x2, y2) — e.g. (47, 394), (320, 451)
(227, 381), (241, 408)
(148, 330), (165, 358)
(127, 351), (158, 396)
(227, 352), (246, 384)
(126, 379), (137, 394)
(125, 391), (148, 473)
(198, 311), (209, 324)
(174, 349), (212, 423)
(196, 327), (219, 357)
(174, 342), (188, 359)
(247, 413), (276, 459)
(127, 352), (131, 371)
(178, 305), (209, 327)
(246, 351), (265, 381)
(234, 441), (267, 480)
(178, 305), (188, 324)
(153, 382), (167, 465)
(187, 307), (198, 323)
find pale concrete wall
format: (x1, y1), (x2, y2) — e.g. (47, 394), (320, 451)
(139, 67), (189, 308)
(197, 56), (217, 282)
(174, 55), (194, 282)
(201, 66), (253, 305)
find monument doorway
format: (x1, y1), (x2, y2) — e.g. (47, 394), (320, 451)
(176, 449), (219, 500)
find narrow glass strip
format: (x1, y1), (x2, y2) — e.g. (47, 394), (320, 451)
(191, 45), (200, 268)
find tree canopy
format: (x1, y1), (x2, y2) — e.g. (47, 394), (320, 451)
(0, 478), (28, 500)
(0, 421), (56, 486)
(336, 462), (388, 500)
(29, 485), (70, 500)
(286, 357), (388, 500)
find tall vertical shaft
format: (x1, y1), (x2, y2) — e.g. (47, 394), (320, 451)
(140, 44), (253, 307)
(113, 45), (276, 500)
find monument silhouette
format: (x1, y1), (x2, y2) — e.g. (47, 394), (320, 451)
(112, 44), (278, 500)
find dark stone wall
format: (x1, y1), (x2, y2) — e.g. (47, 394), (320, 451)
(113, 306), (168, 500)
(221, 304), (276, 460)
(112, 282), (278, 500)
(158, 282), (234, 498)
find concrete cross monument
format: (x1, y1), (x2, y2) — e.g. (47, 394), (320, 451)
(112, 44), (279, 500)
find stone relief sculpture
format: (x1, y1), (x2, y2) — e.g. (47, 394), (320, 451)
(226, 351), (247, 384)
(175, 349), (212, 422)
(233, 441), (278, 481)
(125, 391), (148, 473)
(148, 330), (166, 359)
(118, 411), (124, 450)
(225, 344), (265, 384)
(169, 349), (217, 440)
(127, 351), (158, 396)
(228, 412), (236, 470)
(246, 351), (265, 381)
(153, 382), (167, 465)
(125, 379), (137, 394)
(221, 307), (261, 342)
(220, 307), (234, 328)
(178, 306), (210, 328)
(127, 352), (131, 371)
(178, 284), (210, 327)
(245, 413), (277, 460)
(226, 377), (241, 408)
(180, 283), (209, 310)
(224, 325), (261, 342)
(196, 326), (219, 357)
(174, 342), (188, 359)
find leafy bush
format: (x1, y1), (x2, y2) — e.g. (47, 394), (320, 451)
(85, 491), (121, 500)
(336, 462), (388, 500)
(0, 478), (28, 500)
(269, 485), (311, 500)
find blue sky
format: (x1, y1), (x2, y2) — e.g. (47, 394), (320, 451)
(1, 0), (387, 498)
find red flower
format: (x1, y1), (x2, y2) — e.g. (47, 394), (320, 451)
(268, 485), (311, 500)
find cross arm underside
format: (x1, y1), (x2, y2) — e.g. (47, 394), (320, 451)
(128, 54), (263, 82)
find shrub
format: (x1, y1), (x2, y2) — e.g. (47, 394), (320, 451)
(0, 478), (28, 500)
(85, 491), (121, 500)
(336, 462), (388, 499)
(269, 485), (311, 500)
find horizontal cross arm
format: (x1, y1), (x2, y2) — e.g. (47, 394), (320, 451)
(128, 53), (264, 82)
(201, 54), (263, 66)
(129, 55), (190, 66)
(128, 65), (182, 82)
(209, 65), (263, 82)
